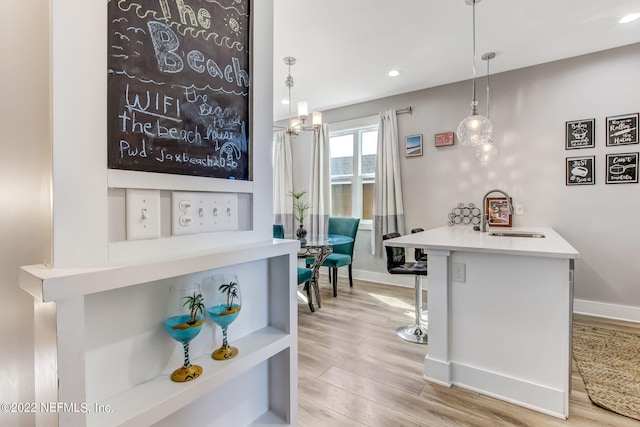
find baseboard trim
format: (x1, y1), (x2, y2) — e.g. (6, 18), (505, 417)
(451, 362), (567, 419)
(574, 299), (640, 324)
(424, 356), (452, 387)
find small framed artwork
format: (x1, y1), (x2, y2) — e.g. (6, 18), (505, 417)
(405, 134), (423, 157)
(434, 132), (455, 147)
(566, 156), (595, 186)
(606, 113), (638, 146)
(606, 152), (638, 184)
(485, 197), (513, 227)
(566, 118), (595, 149)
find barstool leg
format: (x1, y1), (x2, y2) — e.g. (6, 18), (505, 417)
(396, 275), (428, 344)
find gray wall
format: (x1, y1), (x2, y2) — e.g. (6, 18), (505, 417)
(0, 1), (52, 426)
(289, 43), (640, 316)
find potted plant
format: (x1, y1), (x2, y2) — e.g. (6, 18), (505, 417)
(289, 191), (311, 242)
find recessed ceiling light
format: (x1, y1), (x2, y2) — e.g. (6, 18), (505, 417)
(388, 70), (400, 77)
(281, 99), (290, 105)
(619, 13), (640, 24)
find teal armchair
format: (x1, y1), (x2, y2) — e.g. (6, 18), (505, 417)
(273, 224), (285, 239)
(274, 224), (318, 311)
(307, 217), (360, 297)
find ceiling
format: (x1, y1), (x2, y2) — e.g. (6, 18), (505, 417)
(273, 0), (640, 121)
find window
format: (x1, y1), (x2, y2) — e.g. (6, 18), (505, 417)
(329, 117), (378, 228)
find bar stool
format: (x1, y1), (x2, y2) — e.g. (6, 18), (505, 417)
(411, 228), (428, 262)
(383, 232), (428, 344)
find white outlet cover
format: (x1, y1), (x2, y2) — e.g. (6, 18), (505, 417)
(126, 189), (161, 240)
(452, 262), (466, 283)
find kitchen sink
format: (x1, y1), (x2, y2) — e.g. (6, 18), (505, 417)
(488, 231), (546, 238)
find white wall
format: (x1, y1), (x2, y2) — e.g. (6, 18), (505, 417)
(290, 43), (640, 318)
(0, 1), (52, 426)
(2, 0), (274, 425)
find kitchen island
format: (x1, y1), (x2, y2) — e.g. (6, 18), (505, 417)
(384, 226), (579, 419)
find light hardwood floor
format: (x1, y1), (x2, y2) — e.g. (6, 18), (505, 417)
(297, 276), (640, 427)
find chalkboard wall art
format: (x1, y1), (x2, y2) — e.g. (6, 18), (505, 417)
(566, 156), (595, 186)
(606, 113), (638, 147)
(606, 152), (638, 184)
(565, 119), (595, 149)
(107, 0), (251, 180)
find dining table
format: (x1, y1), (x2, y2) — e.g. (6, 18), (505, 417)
(297, 234), (353, 311)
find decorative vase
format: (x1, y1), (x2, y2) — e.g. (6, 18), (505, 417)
(205, 274), (242, 360)
(296, 224), (307, 243)
(165, 283), (205, 382)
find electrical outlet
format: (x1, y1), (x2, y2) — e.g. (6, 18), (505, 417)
(126, 189), (161, 240)
(515, 203), (525, 215)
(452, 262), (466, 283)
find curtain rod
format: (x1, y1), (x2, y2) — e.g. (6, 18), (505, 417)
(316, 106), (414, 132)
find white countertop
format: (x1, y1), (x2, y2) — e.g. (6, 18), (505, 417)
(384, 226), (580, 259)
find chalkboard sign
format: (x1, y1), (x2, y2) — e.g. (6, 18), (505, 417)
(606, 152), (638, 184)
(107, 0), (251, 180)
(566, 156), (595, 186)
(606, 113), (638, 147)
(565, 118), (595, 149)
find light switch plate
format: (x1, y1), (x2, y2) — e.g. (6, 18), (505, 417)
(126, 189), (161, 240)
(171, 191), (238, 235)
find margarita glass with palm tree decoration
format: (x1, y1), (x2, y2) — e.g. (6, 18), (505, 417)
(165, 283), (205, 382)
(205, 274), (242, 360)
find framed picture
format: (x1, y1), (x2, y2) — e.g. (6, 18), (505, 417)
(566, 119), (595, 149)
(485, 197), (513, 227)
(566, 156), (595, 186)
(606, 152), (638, 184)
(434, 132), (455, 147)
(606, 113), (639, 146)
(405, 134), (423, 157)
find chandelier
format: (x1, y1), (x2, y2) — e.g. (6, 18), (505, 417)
(456, 0), (493, 148)
(275, 57), (322, 136)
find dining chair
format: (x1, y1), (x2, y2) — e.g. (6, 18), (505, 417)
(411, 228), (428, 262)
(273, 224), (285, 239)
(382, 232), (428, 344)
(276, 224), (318, 311)
(298, 267), (318, 312)
(307, 217), (360, 297)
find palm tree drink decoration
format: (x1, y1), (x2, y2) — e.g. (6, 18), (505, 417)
(165, 283), (205, 382)
(206, 274), (242, 360)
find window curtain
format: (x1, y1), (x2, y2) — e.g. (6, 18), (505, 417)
(273, 131), (294, 236)
(307, 123), (330, 237)
(372, 109), (406, 256)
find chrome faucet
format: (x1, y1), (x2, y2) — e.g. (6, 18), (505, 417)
(481, 189), (513, 232)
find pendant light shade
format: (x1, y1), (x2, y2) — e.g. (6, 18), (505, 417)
(457, 0), (493, 148)
(475, 139), (499, 162)
(457, 114), (492, 147)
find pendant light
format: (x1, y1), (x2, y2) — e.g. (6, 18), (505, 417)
(457, 0), (493, 148)
(475, 52), (499, 162)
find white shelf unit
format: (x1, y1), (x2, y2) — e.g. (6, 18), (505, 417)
(20, 239), (299, 427)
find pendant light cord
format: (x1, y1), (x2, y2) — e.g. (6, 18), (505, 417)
(470, 0), (478, 115)
(486, 55), (490, 119)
